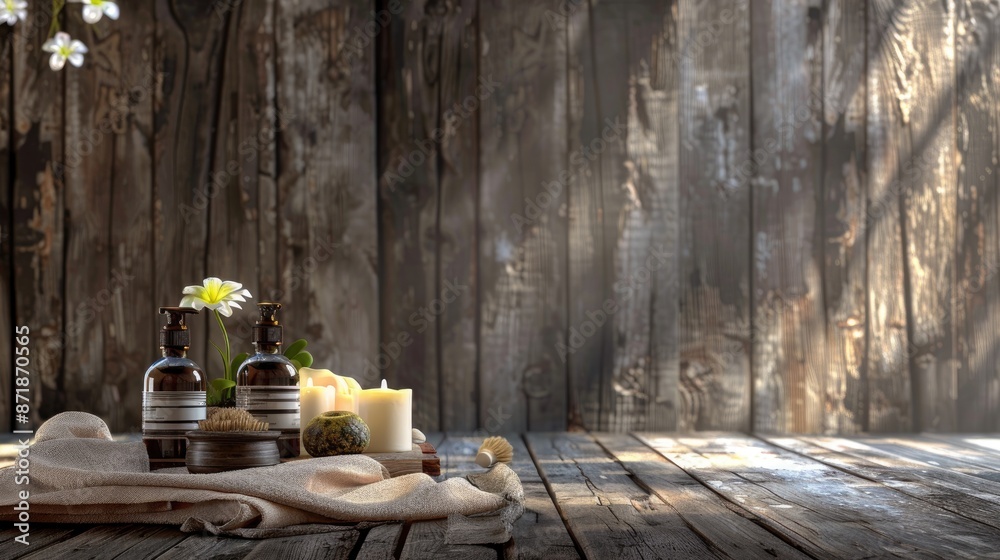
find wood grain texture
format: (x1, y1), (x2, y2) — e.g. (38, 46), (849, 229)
(478, 0), (568, 432)
(676, 0), (752, 431)
(639, 432), (1000, 559)
(764, 435), (1000, 531)
(435, 0), (479, 433)
(12, 3), (65, 426)
(594, 433), (809, 559)
(865, 0), (916, 432)
(821, 0), (868, 435)
(353, 523), (405, 560)
(751, 0), (826, 434)
(204, 0), (274, 379)
(898, 0), (958, 433)
(274, 0), (378, 381)
(525, 432), (724, 559)
(378, 0), (443, 429)
(955, 0), (1000, 432)
(16, 525), (186, 560)
(566, 0), (679, 433)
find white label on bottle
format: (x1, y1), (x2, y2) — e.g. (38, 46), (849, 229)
(142, 391), (206, 431)
(237, 387), (300, 430)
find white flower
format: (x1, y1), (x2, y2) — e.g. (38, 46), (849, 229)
(0, 0), (28, 26)
(70, 0), (119, 23)
(180, 277), (253, 317)
(42, 32), (88, 71)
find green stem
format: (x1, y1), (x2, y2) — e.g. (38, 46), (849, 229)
(48, 0), (64, 38)
(214, 309), (232, 381)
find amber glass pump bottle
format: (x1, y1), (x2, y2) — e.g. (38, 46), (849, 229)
(236, 302), (300, 458)
(142, 307), (206, 469)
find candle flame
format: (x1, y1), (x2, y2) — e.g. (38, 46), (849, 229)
(381, 379), (388, 389)
(307, 377), (314, 388)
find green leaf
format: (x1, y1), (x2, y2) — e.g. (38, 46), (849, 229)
(290, 359), (302, 371)
(210, 378), (237, 392)
(294, 351), (313, 368)
(230, 352), (249, 378)
(284, 339), (308, 359)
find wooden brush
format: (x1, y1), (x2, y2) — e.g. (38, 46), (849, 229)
(198, 408), (269, 432)
(475, 436), (513, 468)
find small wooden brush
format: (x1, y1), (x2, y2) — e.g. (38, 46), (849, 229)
(475, 436), (514, 468)
(198, 408), (269, 432)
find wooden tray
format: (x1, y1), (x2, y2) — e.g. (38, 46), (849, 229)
(282, 442), (440, 477)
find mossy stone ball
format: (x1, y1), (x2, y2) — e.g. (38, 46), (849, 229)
(302, 411), (371, 456)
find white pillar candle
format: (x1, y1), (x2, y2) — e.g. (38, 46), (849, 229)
(299, 378), (328, 456)
(358, 379), (412, 453)
(301, 367), (361, 414)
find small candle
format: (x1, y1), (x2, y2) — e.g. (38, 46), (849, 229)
(300, 367), (361, 414)
(358, 379), (412, 453)
(299, 378), (328, 456)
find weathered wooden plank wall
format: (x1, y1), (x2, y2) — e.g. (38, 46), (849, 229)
(4, 0), (999, 435)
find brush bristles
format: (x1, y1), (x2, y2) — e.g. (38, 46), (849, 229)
(198, 408), (269, 432)
(476, 436), (514, 467)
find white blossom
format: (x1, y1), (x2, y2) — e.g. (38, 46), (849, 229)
(0, 0), (27, 26)
(42, 32), (88, 71)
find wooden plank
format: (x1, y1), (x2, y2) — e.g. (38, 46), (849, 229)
(436, 0), (479, 433)
(478, 0), (568, 432)
(104, 1), (156, 432)
(153, 0), (228, 370)
(256, 0), (280, 304)
(858, 435), (1000, 482)
(955, 0), (1000, 431)
(62, 8), (115, 426)
(584, 0), (678, 432)
(564, 0), (609, 432)
(18, 525), (187, 560)
(0, 24), (12, 433)
(400, 520), (497, 560)
(12, 0), (65, 425)
(750, 0), (825, 434)
(274, 0), (378, 385)
(244, 530), (359, 560)
(377, 0), (443, 430)
(204, 0), (274, 382)
(639, 433), (1000, 558)
(676, 0), (752, 431)
(0, 526), (84, 560)
(526, 432), (725, 559)
(820, 0), (868, 434)
(151, 533), (260, 560)
(927, 434), (1000, 459)
(439, 435), (579, 559)
(596, 433), (810, 559)
(897, 0), (958, 432)
(353, 523), (405, 560)
(763, 435), (1000, 531)
(866, 0), (954, 432)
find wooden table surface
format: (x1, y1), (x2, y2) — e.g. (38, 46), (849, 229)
(5, 433), (1000, 559)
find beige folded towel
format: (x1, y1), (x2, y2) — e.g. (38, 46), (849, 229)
(0, 412), (523, 543)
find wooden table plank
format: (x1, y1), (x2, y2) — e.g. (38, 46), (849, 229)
(151, 533), (260, 560)
(0, 526), (84, 560)
(764, 435), (1000, 531)
(243, 531), (359, 560)
(925, 434), (1000, 459)
(596, 433), (809, 559)
(857, 436), (1000, 483)
(15, 525), (187, 560)
(638, 433), (1000, 559)
(353, 523), (405, 560)
(526, 432), (728, 559)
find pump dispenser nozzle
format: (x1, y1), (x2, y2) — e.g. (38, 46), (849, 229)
(158, 307), (199, 350)
(252, 302), (283, 346)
